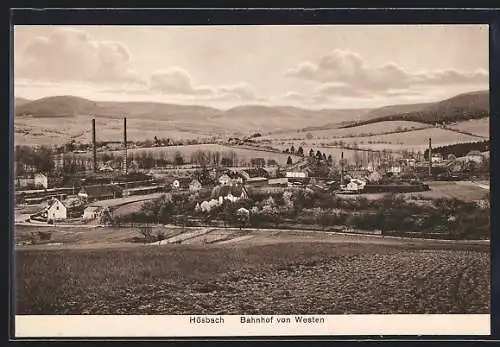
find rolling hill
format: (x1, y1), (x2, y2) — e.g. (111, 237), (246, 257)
(14, 97), (31, 108)
(343, 90), (489, 128)
(14, 90), (489, 146)
(15, 95), (100, 118)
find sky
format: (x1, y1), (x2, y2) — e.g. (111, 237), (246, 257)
(13, 25), (489, 110)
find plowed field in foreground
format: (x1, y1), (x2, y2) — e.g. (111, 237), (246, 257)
(16, 242), (489, 315)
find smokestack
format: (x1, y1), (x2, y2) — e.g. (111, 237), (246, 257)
(340, 151), (344, 187)
(92, 118), (97, 173)
(428, 138), (432, 177)
(123, 117), (128, 175)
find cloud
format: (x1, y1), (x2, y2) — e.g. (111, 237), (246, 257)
(149, 69), (260, 101)
(285, 49), (488, 96)
(16, 28), (143, 85)
(149, 68), (214, 95)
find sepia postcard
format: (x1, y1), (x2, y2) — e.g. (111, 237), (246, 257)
(12, 23), (491, 338)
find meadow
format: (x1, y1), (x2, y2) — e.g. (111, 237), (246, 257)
(16, 240), (490, 315)
(449, 119), (490, 138)
(258, 121), (431, 141)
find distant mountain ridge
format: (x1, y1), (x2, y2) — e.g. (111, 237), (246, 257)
(14, 90), (489, 138)
(343, 90), (489, 128)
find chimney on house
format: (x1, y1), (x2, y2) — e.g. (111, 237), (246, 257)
(123, 117), (128, 175)
(92, 118), (97, 173)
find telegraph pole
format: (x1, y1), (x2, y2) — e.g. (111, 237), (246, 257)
(340, 151), (344, 187)
(428, 138), (432, 177)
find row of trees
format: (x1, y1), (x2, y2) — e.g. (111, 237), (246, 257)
(117, 189), (490, 240)
(15, 145), (55, 175)
(423, 140), (489, 159)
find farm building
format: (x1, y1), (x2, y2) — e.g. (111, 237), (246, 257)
(78, 184), (123, 202)
(246, 177), (269, 187)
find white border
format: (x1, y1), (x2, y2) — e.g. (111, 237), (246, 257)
(15, 314), (491, 337)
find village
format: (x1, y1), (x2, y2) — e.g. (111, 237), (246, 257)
(14, 117), (490, 231)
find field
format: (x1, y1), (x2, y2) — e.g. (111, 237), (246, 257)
(14, 115), (205, 146)
(338, 181), (489, 202)
(450, 119), (490, 138)
(257, 125), (487, 156)
(258, 121), (431, 141)
(16, 232), (490, 315)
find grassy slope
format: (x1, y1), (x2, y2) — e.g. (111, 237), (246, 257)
(342, 90), (489, 128)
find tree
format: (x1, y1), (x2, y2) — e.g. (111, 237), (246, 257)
(290, 145), (295, 154)
(306, 132), (313, 140)
(267, 159), (278, 166)
(316, 150), (322, 160)
(33, 146), (55, 173)
(309, 149), (315, 157)
(138, 225), (154, 244)
(287, 156), (293, 165)
(174, 151), (184, 166)
(327, 154), (333, 163)
(322, 153), (327, 161)
(297, 146), (304, 156)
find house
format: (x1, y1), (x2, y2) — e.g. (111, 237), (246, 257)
(466, 150), (485, 164)
(218, 174), (232, 185)
(47, 198), (67, 221)
(344, 178), (366, 192)
(46, 197), (85, 221)
(78, 184), (123, 202)
(189, 179), (202, 192)
(431, 153), (444, 163)
(214, 184), (248, 203)
(34, 173), (49, 189)
(245, 177), (269, 187)
(286, 171), (308, 179)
